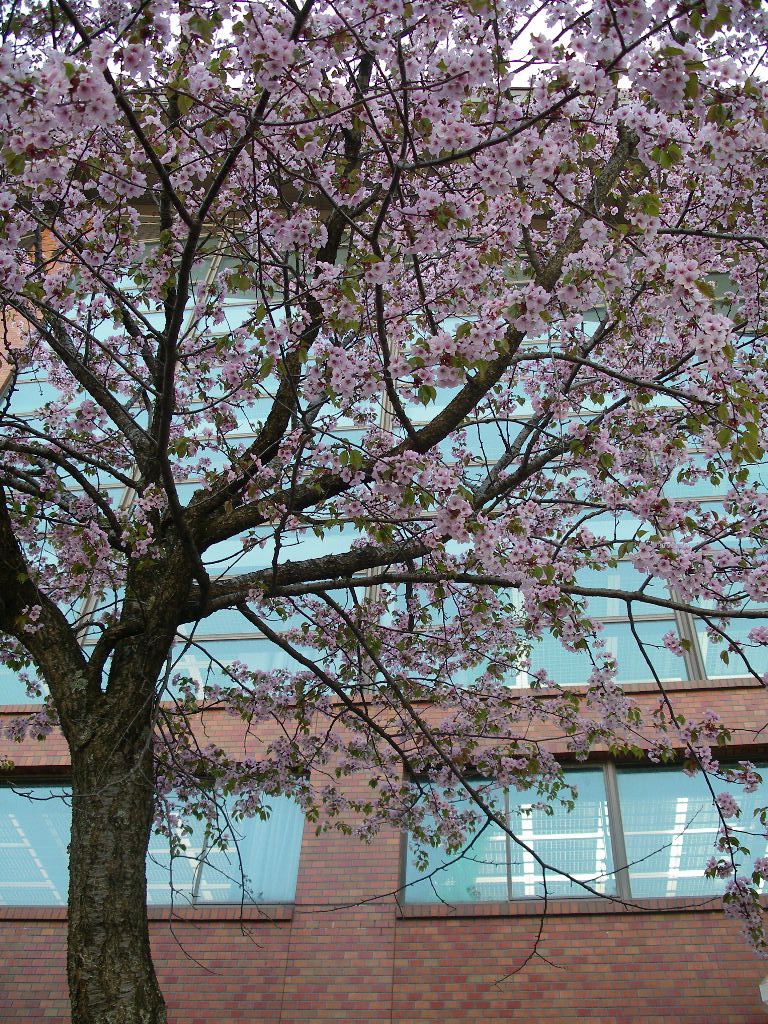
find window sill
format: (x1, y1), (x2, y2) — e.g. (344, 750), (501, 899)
(528, 675), (765, 696)
(397, 895), (725, 919)
(0, 903), (294, 922)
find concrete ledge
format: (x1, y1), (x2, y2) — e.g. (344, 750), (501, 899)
(396, 894), (724, 919)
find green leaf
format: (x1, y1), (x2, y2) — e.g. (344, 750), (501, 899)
(228, 272), (251, 292)
(189, 13), (216, 41)
(703, 2), (732, 37)
(695, 279), (716, 299)
(716, 426), (733, 448)
(642, 193), (661, 217)
(3, 149), (25, 175)
(650, 143), (682, 169)
(706, 103), (728, 125)
(177, 92), (194, 116)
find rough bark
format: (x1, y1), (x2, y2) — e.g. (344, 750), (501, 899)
(67, 711), (166, 1024)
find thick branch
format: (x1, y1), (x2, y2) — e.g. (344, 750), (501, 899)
(0, 485), (96, 735)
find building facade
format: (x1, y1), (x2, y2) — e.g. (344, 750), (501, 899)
(2, 674), (768, 1023)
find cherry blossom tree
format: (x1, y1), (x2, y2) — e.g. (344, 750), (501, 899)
(2, 0), (768, 1020)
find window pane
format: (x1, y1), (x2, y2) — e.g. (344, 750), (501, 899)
(507, 769), (614, 899)
(573, 563), (670, 617)
(608, 621), (685, 683)
(405, 769), (614, 903)
(617, 767), (768, 898)
(527, 620), (684, 686)
(405, 803), (509, 904)
(198, 796), (304, 903)
(146, 813), (207, 906)
(662, 453), (733, 500)
(697, 622), (768, 680)
(525, 638), (597, 686)
(0, 786), (70, 905)
(0, 660), (48, 704)
(0, 785), (303, 905)
(3, 378), (65, 415)
(167, 638), (313, 697)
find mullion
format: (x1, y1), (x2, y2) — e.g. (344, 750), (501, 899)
(504, 788), (513, 901)
(603, 763), (632, 902)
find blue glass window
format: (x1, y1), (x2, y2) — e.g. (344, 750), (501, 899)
(0, 785), (70, 905)
(617, 767), (768, 898)
(697, 622), (768, 680)
(405, 769), (614, 903)
(0, 785), (304, 906)
(405, 765), (768, 904)
(527, 619), (685, 686)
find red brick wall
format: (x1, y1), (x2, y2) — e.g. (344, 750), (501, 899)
(0, 913), (291, 1024)
(3, 885), (768, 1022)
(393, 908), (768, 1023)
(2, 682), (768, 1022)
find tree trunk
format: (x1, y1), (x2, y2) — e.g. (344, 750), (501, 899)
(67, 724), (166, 1024)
